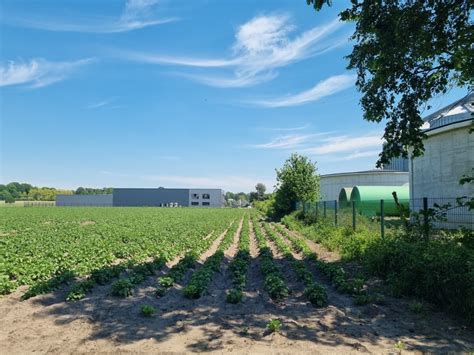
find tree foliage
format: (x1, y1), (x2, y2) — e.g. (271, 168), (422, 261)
(307, 0), (473, 166)
(274, 153), (320, 218)
(0, 182), (112, 202)
(255, 183), (267, 199)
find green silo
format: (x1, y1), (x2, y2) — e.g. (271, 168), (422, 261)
(349, 185), (409, 216)
(338, 187), (353, 208)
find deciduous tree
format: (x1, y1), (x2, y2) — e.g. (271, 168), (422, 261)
(307, 0), (473, 165)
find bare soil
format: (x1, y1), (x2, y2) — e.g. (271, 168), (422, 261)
(1, 219), (473, 354)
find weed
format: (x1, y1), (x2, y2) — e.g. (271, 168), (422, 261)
(394, 340), (406, 351)
(267, 319), (282, 333)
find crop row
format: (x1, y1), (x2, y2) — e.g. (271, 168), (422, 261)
(226, 214), (251, 303)
(182, 217), (242, 299)
(272, 224), (370, 304)
(0, 208), (244, 296)
(252, 216), (289, 301)
(262, 223), (327, 307)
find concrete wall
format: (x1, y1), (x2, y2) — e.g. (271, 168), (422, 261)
(188, 189), (223, 207)
(410, 121), (474, 199)
(409, 121), (474, 228)
(56, 194), (113, 206)
(320, 171), (409, 201)
(113, 188), (189, 207)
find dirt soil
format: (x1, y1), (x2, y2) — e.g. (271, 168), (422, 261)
(1, 219), (473, 354)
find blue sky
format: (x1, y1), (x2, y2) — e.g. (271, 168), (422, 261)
(0, 0), (467, 192)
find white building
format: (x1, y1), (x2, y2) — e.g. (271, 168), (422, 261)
(409, 94), (474, 228)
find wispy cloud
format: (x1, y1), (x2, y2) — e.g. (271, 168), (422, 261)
(248, 74), (356, 108)
(120, 15), (346, 87)
(249, 129), (383, 163)
(330, 150), (381, 161)
(85, 98), (113, 109)
(0, 58), (94, 88)
(303, 134), (383, 155)
(249, 133), (328, 149)
(8, 0), (177, 34)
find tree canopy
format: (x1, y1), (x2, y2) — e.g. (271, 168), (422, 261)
(0, 182), (113, 202)
(307, 0), (473, 165)
(273, 153), (320, 218)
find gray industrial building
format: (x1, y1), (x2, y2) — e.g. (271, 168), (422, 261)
(56, 187), (224, 207)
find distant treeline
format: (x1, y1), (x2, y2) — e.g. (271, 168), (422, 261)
(0, 182), (113, 203)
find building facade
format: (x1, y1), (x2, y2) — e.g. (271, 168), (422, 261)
(56, 194), (113, 206)
(409, 94), (473, 228)
(57, 188), (224, 207)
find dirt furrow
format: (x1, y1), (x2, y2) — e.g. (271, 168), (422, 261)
(274, 223), (474, 354)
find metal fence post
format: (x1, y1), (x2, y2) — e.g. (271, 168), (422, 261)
(334, 200), (338, 226)
(423, 197), (429, 239)
(315, 203), (319, 222)
(380, 199), (385, 238)
(323, 201), (327, 219)
(352, 200), (356, 231)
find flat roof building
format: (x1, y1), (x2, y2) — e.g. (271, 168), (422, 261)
(56, 187), (224, 207)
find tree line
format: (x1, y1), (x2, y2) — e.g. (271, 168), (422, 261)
(0, 182), (113, 203)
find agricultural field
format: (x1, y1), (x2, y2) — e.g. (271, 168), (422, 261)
(1, 207), (473, 353)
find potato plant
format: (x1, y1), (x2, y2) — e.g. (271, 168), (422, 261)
(183, 218), (241, 299)
(0, 208), (245, 298)
(263, 223), (327, 307)
(226, 215), (250, 303)
(252, 217), (289, 301)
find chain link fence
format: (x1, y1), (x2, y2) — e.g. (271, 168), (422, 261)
(296, 197), (474, 236)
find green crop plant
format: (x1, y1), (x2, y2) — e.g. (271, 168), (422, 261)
(0, 207), (245, 299)
(140, 304), (156, 317)
(267, 319), (282, 333)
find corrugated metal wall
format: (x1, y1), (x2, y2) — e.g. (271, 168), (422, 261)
(56, 194), (113, 206)
(112, 188), (189, 207)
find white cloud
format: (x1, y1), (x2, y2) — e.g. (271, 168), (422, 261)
(249, 74), (356, 107)
(85, 98), (116, 109)
(9, 0), (176, 33)
(121, 15), (346, 87)
(330, 150), (381, 161)
(249, 133), (327, 149)
(303, 134), (383, 155)
(0, 58), (94, 88)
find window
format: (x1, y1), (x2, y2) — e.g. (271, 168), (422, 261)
(202, 202), (210, 206)
(191, 202), (199, 206)
(202, 193), (210, 199)
(192, 193), (199, 199)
